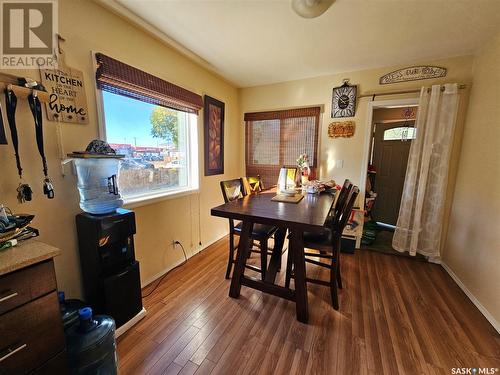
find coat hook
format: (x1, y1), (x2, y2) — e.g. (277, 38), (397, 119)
(57, 34), (66, 55)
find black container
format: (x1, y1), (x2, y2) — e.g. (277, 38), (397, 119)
(340, 236), (356, 254)
(66, 307), (117, 375)
(59, 291), (86, 331)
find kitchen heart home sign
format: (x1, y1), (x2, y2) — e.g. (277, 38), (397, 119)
(40, 65), (89, 124)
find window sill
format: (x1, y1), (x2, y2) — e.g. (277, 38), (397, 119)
(123, 187), (199, 209)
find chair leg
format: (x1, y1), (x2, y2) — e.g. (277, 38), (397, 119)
(225, 234), (235, 279)
(336, 257), (343, 289)
(285, 247), (293, 289)
(330, 260), (339, 310)
(260, 240), (267, 280)
(247, 239), (254, 259)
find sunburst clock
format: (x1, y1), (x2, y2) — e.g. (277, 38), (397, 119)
(331, 81), (357, 118)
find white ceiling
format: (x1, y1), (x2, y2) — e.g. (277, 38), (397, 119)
(112, 0), (500, 87)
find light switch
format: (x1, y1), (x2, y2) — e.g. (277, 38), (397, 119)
(336, 159), (344, 168)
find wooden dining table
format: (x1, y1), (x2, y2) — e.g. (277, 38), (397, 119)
(211, 190), (336, 323)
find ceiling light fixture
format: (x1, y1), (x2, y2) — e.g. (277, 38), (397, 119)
(291, 0), (335, 18)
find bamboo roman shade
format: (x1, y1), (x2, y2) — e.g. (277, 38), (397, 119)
(95, 53), (203, 114)
(245, 107), (320, 187)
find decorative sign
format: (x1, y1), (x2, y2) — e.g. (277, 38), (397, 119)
(328, 121), (355, 138)
(379, 66), (447, 85)
(402, 107), (416, 119)
(40, 65), (88, 124)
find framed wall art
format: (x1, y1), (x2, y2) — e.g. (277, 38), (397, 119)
(204, 95), (225, 176)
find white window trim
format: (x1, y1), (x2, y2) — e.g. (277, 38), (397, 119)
(91, 52), (200, 207)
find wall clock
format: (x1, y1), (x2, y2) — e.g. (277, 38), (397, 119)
(331, 81), (357, 118)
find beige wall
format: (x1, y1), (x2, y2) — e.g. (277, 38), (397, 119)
(240, 56), (473, 231)
(0, 0), (243, 297)
(442, 32), (500, 326)
(240, 56), (473, 189)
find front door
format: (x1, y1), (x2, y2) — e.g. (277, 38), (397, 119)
(371, 122), (414, 226)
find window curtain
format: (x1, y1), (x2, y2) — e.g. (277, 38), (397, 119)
(244, 107), (320, 188)
(393, 84), (459, 258)
(95, 53), (203, 114)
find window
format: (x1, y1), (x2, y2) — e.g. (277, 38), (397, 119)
(383, 126), (417, 141)
(96, 53), (202, 203)
(245, 107), (320, 187)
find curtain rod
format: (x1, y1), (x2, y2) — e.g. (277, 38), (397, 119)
(358, 83), (467, 99)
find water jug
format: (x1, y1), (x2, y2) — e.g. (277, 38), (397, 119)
(58, 291), (86, 331)
(73, 158), (124, 214)
(66, 307), (118, 375)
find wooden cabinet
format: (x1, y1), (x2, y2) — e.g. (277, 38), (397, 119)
(0, 257), (68, 374)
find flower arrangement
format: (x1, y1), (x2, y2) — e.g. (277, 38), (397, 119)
(296, 154), (310, 173)
(296, 154), (310, 185)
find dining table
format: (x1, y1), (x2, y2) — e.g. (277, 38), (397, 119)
(211, 189), (336, 323)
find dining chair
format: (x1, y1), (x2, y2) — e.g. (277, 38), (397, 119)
(242, 175), (264, 195)
(285, 185), (360, 310)
(220, 178), (278, 280)
(324, 179), (352, 226)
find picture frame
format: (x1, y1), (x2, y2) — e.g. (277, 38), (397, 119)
(204, 95), (225, 176)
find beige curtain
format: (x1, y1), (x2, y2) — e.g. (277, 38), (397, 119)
(393, 84), (459, 258)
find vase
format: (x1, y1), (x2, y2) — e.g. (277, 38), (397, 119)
(301, 175), (309, 185)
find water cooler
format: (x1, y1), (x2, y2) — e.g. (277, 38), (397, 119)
(76, 208), (143, 330)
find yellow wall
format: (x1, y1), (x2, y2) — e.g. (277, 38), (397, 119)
(442, 32), (500, 326)
(240, 56), (473, 233)
(0, 0), (243, 297)
(240, 55), (473, 189)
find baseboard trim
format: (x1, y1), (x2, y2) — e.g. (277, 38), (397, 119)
(440, 262), (499, 333)
(115, 307), (147, 338)
(140, 232), (228, 288)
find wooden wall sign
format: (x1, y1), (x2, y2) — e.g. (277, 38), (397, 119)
(328, 121), (355, 138)
(40, 65), (88, 124)
(379, 66), (446, 85)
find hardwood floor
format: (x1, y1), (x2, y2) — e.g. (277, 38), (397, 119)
(117, 237), (500, 375)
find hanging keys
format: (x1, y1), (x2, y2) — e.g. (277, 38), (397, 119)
(43, 177), (55, 199)
(17, 183), (33, 203)
(29, 92), (55, 200)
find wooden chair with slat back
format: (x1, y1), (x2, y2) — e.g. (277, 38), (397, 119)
(242, 175), (264, 195)
(285, 185), (360, 310)
(324, 179), (353, 227)
(220, 178), (278, 280)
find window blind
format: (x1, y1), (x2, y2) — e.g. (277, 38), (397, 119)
(95, 53), (203, 114)
(245, 107), (320, 187)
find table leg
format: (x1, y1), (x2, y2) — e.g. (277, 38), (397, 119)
(229, 220), (253, 298)
(290, 230), (309, 323)
(265, 227), (286, 284)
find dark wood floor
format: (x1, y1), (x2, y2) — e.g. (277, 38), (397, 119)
(117, 237), (500, 375)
